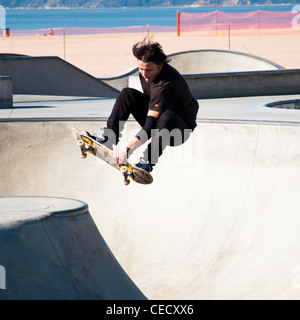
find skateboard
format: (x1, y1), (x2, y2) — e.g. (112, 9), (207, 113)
(71, 127), (153, 185)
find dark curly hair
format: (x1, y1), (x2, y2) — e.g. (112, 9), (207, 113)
(132, 38), (171, 65)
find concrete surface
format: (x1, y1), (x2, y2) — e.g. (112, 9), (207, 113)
(3, 94), (300, 123)
(0, 196), (146, 300)
(1, 92), (300, 299)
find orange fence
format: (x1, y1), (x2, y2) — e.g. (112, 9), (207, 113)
(177, 10), (300, 36)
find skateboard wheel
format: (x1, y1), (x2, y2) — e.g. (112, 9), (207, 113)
(120, 166), (128, 174)
(80, 153), (87, 159)
(77, 140), (84, 147)
(124, 179), (130, 185)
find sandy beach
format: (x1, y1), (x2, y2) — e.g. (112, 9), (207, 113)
(0, 30), (300, 77)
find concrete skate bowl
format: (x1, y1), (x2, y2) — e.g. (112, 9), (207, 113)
(2, 119), (300, 300)
(101, 50), (284, 91)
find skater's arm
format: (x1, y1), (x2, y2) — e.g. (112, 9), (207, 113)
(115, 137), (141, 164)
(135, 109), (160, 143)
(127, 137), (142, 152)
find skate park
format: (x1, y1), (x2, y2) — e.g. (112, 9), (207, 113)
(1, 49), (300, 300)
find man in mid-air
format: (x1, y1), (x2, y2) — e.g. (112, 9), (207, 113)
(85, 38), (199, 172)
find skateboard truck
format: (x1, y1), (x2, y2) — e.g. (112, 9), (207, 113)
(77, 138), (96, 159)
(120, 164), (134, 185)
(78, 139), (133, 185)
(77, 139), (87, 159)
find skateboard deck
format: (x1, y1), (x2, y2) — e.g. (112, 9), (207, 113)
(72, 127), (153, 185)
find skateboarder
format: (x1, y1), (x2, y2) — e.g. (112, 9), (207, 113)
(85, 38), (199, 172)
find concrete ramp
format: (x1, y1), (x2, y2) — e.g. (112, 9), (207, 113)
(0, 196), (146, 300)
(168, 49), (284, 74)
(2, 120), (300, 299)
(0, 56), (119, 98)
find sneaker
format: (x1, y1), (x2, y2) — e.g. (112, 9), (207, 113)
(82, 128), (113, 150)
(135, 158), (153, 173)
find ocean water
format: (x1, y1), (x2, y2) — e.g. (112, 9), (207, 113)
(4, 5), (296, 31)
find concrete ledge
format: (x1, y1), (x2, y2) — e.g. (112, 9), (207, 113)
(185, 69), (300, 99)
(0, 76), (12, 109)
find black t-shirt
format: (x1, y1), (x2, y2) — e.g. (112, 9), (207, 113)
(139, 63), (199, 129)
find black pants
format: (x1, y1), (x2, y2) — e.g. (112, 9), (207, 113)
(107, 88), (192, 165)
